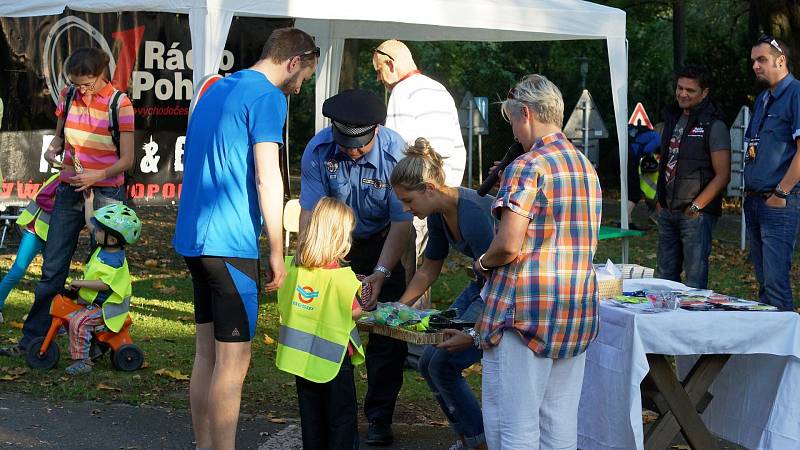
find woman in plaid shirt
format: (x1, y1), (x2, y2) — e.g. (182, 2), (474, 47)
(472, 74), (602, 449)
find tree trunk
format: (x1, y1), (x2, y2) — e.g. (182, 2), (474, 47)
(338, 39), (360, 91)
(673, 0), (687, 75)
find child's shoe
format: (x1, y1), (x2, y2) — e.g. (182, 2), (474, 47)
(65, 359), (93, 375)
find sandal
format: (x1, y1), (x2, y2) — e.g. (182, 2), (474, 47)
(65, 359), (93, 375)
(0, 344), (25, 357)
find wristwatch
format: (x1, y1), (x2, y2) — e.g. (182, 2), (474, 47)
(373, 265), (391, 279)
(774, 185), (789, 199)
(689, 203), (701, 214)
(464, 328), (482, 348)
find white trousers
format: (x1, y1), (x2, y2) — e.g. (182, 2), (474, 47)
(481, 332), (587, 450)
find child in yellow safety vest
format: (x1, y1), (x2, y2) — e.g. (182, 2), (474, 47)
(64, 190), (141, 375)
(0, 173), (60, 324)
(276, 197), (366, 449)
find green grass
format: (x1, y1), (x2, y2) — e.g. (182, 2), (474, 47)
(1, 203), (797, 420)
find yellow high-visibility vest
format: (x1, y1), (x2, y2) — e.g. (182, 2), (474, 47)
(276, 256), (364, 383)
(79, 247), (132, 333)
(16, 174), (60, 241)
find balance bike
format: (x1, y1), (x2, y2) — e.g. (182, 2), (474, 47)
(26, 292), (144, 372)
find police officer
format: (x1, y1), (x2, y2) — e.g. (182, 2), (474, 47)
(299, 88), (412, 446)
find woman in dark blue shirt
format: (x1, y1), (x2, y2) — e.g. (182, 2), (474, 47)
(391, 138), (494, 450)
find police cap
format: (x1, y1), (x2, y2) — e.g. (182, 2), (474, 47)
(323, 89), (386, 148)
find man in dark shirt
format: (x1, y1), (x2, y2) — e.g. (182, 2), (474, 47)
(744, 36), (800, 311)
(655, 64), (731, 289)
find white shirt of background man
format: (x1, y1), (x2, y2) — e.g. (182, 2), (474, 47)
(385, 74), (466, 187)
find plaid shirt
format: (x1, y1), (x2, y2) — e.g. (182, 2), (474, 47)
(477, 132), (602, 358)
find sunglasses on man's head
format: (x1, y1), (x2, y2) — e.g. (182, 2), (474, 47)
(759, 35), (784, 54)
(373, 48), (395, 62)
(294, 46), (321, 59)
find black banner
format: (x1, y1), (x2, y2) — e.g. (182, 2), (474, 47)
(0, 10), (291, 206)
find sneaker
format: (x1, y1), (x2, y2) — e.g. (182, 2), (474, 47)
(365, 421), (393, 446)
(65, 359), (93, 375)
(0, 344), (25, 357)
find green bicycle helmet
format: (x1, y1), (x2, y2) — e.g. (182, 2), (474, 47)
(93, 204), (142, 245)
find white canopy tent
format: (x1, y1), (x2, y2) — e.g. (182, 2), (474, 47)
(3, 0), (631, 234)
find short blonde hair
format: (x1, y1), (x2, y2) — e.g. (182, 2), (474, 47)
(390, 137), (446, 191)
(295, 197), (355, 268)
(501, 74), (564, 127)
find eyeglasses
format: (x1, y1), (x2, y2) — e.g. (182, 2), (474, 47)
(373, 48), (395, 62)
(294, 47), (320, 59)
(69, 77), (98, 90)
(758, 35), (784, 54)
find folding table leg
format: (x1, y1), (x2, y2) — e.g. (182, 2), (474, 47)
(643, 354), (729, 450)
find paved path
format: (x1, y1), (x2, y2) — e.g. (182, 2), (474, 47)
(0, 392), (455, 449)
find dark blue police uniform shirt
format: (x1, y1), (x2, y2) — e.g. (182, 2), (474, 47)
(300, 126), (413, 239)
(745, 73), (800, 192)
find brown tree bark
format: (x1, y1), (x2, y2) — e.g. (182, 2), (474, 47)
(338, 39), (360, 91)
(673, 0), (687, 74)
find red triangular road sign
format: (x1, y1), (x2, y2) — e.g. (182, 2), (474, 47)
(628, 102), (653, 129)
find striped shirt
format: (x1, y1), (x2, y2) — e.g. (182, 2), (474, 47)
(477, 132), (602, 358)
(55, 83), (134, 187)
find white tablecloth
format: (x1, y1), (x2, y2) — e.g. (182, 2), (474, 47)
(577, 280), (800, 450)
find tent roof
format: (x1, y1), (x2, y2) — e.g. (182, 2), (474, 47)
(3, 0), (625, 40)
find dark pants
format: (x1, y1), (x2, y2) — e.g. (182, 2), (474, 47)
(19, 184), (123, 349)
(296, 357), (359, 450)
(655, 208), (718, 289)
(744, 193), (800, 311)
(347, 230), (407, 425)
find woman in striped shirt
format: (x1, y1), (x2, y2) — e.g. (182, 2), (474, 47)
(0, 47), (133, 357)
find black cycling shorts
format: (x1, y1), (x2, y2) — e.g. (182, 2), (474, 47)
(184, 256), (261, 342)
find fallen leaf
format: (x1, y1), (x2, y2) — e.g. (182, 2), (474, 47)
(154, 368), (190, 381)
(268, 418), (287, 424)
(6, 367), (27, 376)
(670, 446), (691, 450)
(97, 383), (121, 392)
(141, 361), (150, 369)
(0, 375), (19, 381)
(152, 281), (166, 289)
(263, 334), (275, 345)
(158, 286), (177, 295)
(176, 316), (193, 322)
(144, 259), (158, 267)
(7, 321), (23, 329)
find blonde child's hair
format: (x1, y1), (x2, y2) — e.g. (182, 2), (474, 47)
(390, 137), (446, 191)
(295, 197), (356, 268)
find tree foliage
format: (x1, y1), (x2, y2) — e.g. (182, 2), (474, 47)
(288, 0), (799, 189)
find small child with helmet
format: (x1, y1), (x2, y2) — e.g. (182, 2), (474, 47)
(64, 190), (141, 375)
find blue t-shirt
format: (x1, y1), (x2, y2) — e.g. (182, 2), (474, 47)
(745, 73), (800, 192)
(173, 70), (287, 258)
(299, 126), (412, 238)
(425, 188), (495, 261)
(91, 248), (126, 305)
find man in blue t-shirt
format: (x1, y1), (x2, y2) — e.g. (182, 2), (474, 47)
(173, 27), (318, 450)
